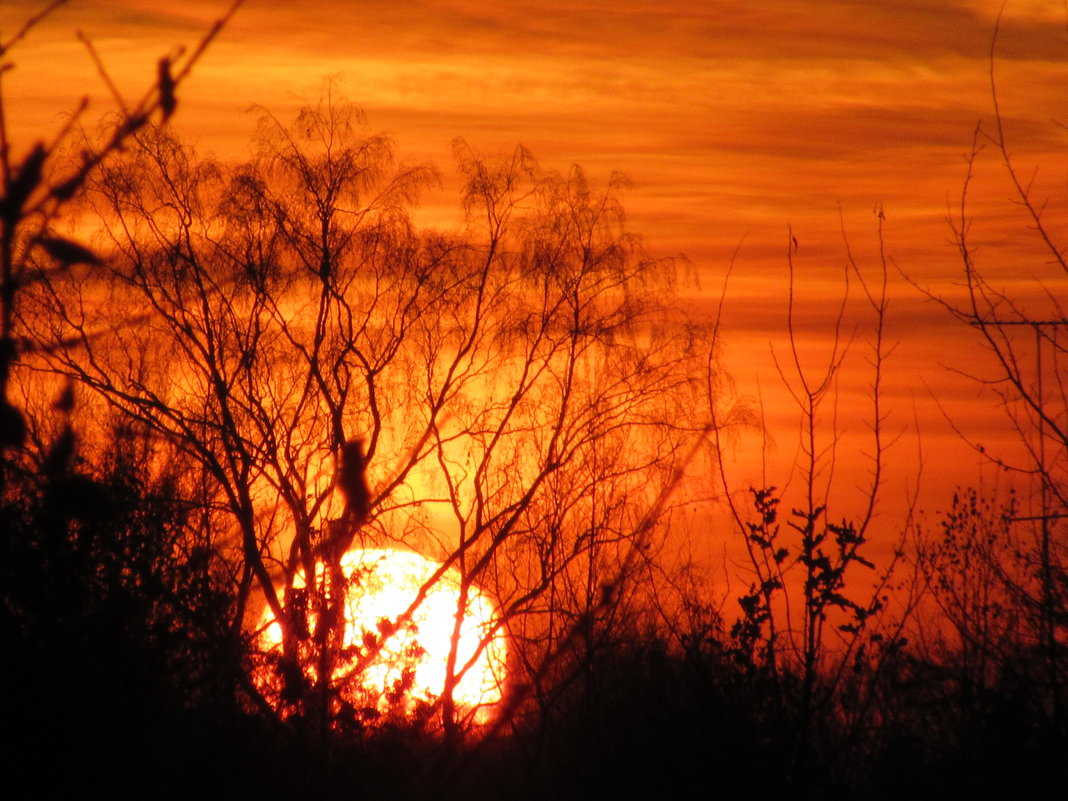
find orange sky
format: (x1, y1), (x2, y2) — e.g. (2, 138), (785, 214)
(3, 0), (1067, 552)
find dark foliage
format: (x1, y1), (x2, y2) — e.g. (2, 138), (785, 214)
(0, 419), (246, 797)
(2, 437), (1067, 800)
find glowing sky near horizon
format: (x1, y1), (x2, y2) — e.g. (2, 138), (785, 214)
(3, 0), (1067, 530)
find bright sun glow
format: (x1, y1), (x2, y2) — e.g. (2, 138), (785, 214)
(256, 548), (508, 728)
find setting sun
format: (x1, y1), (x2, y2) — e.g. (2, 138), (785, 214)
(255, 548), (508, 728)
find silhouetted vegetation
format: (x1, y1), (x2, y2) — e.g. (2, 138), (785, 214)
(2, 3), (1066, 799)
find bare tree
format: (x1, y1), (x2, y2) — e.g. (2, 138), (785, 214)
(708, 213), (910, 792)
(1, 0), (244, 460)
(909, 16), (1068, 735)
(25, 91), (709, 736)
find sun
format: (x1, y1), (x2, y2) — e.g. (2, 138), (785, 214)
(255, 547), (508, 728)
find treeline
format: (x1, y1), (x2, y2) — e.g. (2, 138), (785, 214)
(2, 437), (1065, 799)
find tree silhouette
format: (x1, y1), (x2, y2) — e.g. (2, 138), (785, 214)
(25, 89), (709, 736)
(706, 214), (911, 795)
(0, 2), (249, 794)
(908, 17), (1068, 752)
